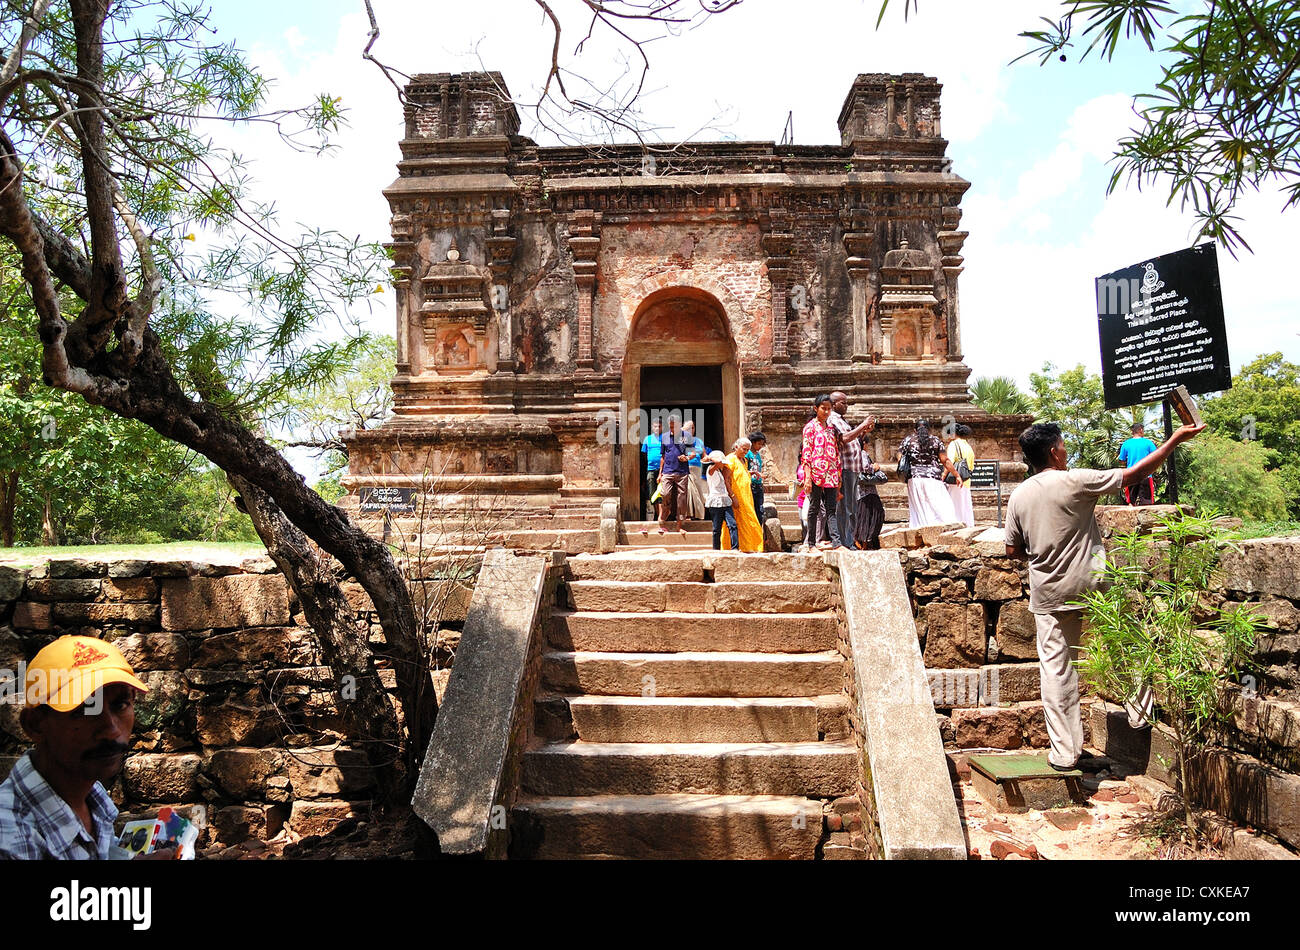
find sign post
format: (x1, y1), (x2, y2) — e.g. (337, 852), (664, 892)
(969, 460), (1002, 527)
(1096, 244), (1231, 503)
(358, 487), (417, 545)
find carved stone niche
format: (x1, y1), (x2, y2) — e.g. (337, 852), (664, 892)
(878, 239), (939, 362)
(432, 324), (484, 373)
(420, 244), (493, 373)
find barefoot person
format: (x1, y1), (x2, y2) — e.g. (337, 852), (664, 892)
(1004, 420), (1205, 772)
(801, 395), (842, 550)
(898, 419), (960, 529)
(721, 437), (764, 553)
(656, 415), (692, 536)
(682, 419), (707, 521)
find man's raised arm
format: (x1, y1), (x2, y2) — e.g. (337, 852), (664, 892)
(1122, 423), (1205, 487)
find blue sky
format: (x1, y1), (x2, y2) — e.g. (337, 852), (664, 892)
(197, 0), (1299, 392)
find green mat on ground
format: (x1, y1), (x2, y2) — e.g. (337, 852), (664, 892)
(969, 752), (1081, 781)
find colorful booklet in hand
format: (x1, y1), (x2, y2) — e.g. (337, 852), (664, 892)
(115, 806), (205, 859)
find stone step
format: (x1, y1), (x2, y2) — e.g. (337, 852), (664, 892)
(535, 694), (847, 742)
(882, 507), (1002, 523)
(548, 610), (838, 653)
(522, 740), (858, 797)
(541, 650), (844, 697)
(517, 515), (601, 528)
(613, 544), (713, 552)
(565, 551), (830, 583)
(620, 530), (716, 547)
(509, 793), (823, 859)
(403, 529), (597, 553)
(565, 580), (832, 614)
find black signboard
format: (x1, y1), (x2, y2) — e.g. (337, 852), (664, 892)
(968, 460), (1000, 490)
(1096, 243), (1232, 410)
(358, 487), (416, 514)
(968, 460), (1003, 527)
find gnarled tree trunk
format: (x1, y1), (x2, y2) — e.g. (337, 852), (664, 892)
(230, 475), (407, 805)
(40, 493), (56, 546)
(0, 471), (16, 546)
(0, 0), (433, 789)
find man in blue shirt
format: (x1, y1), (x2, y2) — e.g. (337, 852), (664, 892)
(657, 415), (692, 533)
(640, 419), (663, 520)
(1117, 423), (1158, 505)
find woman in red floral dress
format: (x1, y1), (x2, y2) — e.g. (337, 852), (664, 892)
(800, 395), (842, 550)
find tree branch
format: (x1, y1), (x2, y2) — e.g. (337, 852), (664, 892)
(68, 0), (126, 342)
(0, 0), (53, 110)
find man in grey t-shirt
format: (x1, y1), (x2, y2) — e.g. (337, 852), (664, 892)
(1004, 420), (1203, 770)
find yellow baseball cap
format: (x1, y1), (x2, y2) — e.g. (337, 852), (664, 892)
(24, 636), (148, 712)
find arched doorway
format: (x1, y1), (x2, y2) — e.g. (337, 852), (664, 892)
(620, 288), (740, 521)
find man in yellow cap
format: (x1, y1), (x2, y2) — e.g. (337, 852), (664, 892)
(0, 635), (149, 859)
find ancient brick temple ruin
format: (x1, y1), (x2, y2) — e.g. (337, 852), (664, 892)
(341, 71), (1028, 535)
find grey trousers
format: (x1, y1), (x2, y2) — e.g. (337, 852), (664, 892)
(835, 471), (858, 548)
(1035, 609), (1086, 768)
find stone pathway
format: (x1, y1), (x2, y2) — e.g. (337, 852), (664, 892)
(953, 764), (1220, 860)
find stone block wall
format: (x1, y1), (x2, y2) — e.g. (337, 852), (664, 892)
(903, 529), (1300, 851)
(902, 543), (1060, 754)
(0, 554), (474, 851)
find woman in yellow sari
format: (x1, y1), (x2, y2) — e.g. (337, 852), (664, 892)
(721, 437), (764, 552)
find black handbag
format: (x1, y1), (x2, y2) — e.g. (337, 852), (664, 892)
(897, 453), (912, 480)
(945, 455), (973, 485)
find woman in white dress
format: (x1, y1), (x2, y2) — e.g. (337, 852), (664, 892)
(945, 423), (976, 528)
(897, 420), (960, 528)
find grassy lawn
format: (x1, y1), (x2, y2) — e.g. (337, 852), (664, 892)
(1228, 520), (1300, 540)
(0, 541), (266, 569)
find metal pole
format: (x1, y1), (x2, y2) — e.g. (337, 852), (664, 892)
(1163, 400), (1178, 505)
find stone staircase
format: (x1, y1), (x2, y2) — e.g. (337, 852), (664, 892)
(509, 551), (860, 859)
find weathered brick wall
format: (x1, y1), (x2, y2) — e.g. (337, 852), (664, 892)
(901, 538), (1055, 753)
(0, 554), (472, 851)
(593, 221), (771, 363)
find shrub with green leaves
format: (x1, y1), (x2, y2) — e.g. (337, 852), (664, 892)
(1072, 509), (1266, 845)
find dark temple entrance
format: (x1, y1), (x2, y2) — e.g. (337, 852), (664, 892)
(639, 365), (725, 520)
(619, 287), (740, 521)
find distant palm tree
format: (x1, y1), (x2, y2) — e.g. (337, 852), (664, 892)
(970, 376), (1033, 415)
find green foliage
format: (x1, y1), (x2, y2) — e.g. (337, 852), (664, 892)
(1227, 519), (1300, 540)
(312, 474), (346, 505)
(1183, 430), (1289, 522)
(880, 1), (1300, 253)
(1199, 353), (1300, 519)
(0, 2), (393, 544)
(1027, 362), (1157, 478)
(970, 376), (1033, 415)
(1073, 509), (1265, 841)
(4, 1), (389, 425)
(0, 248), (255, 546)
(279, 332), (395, 482)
